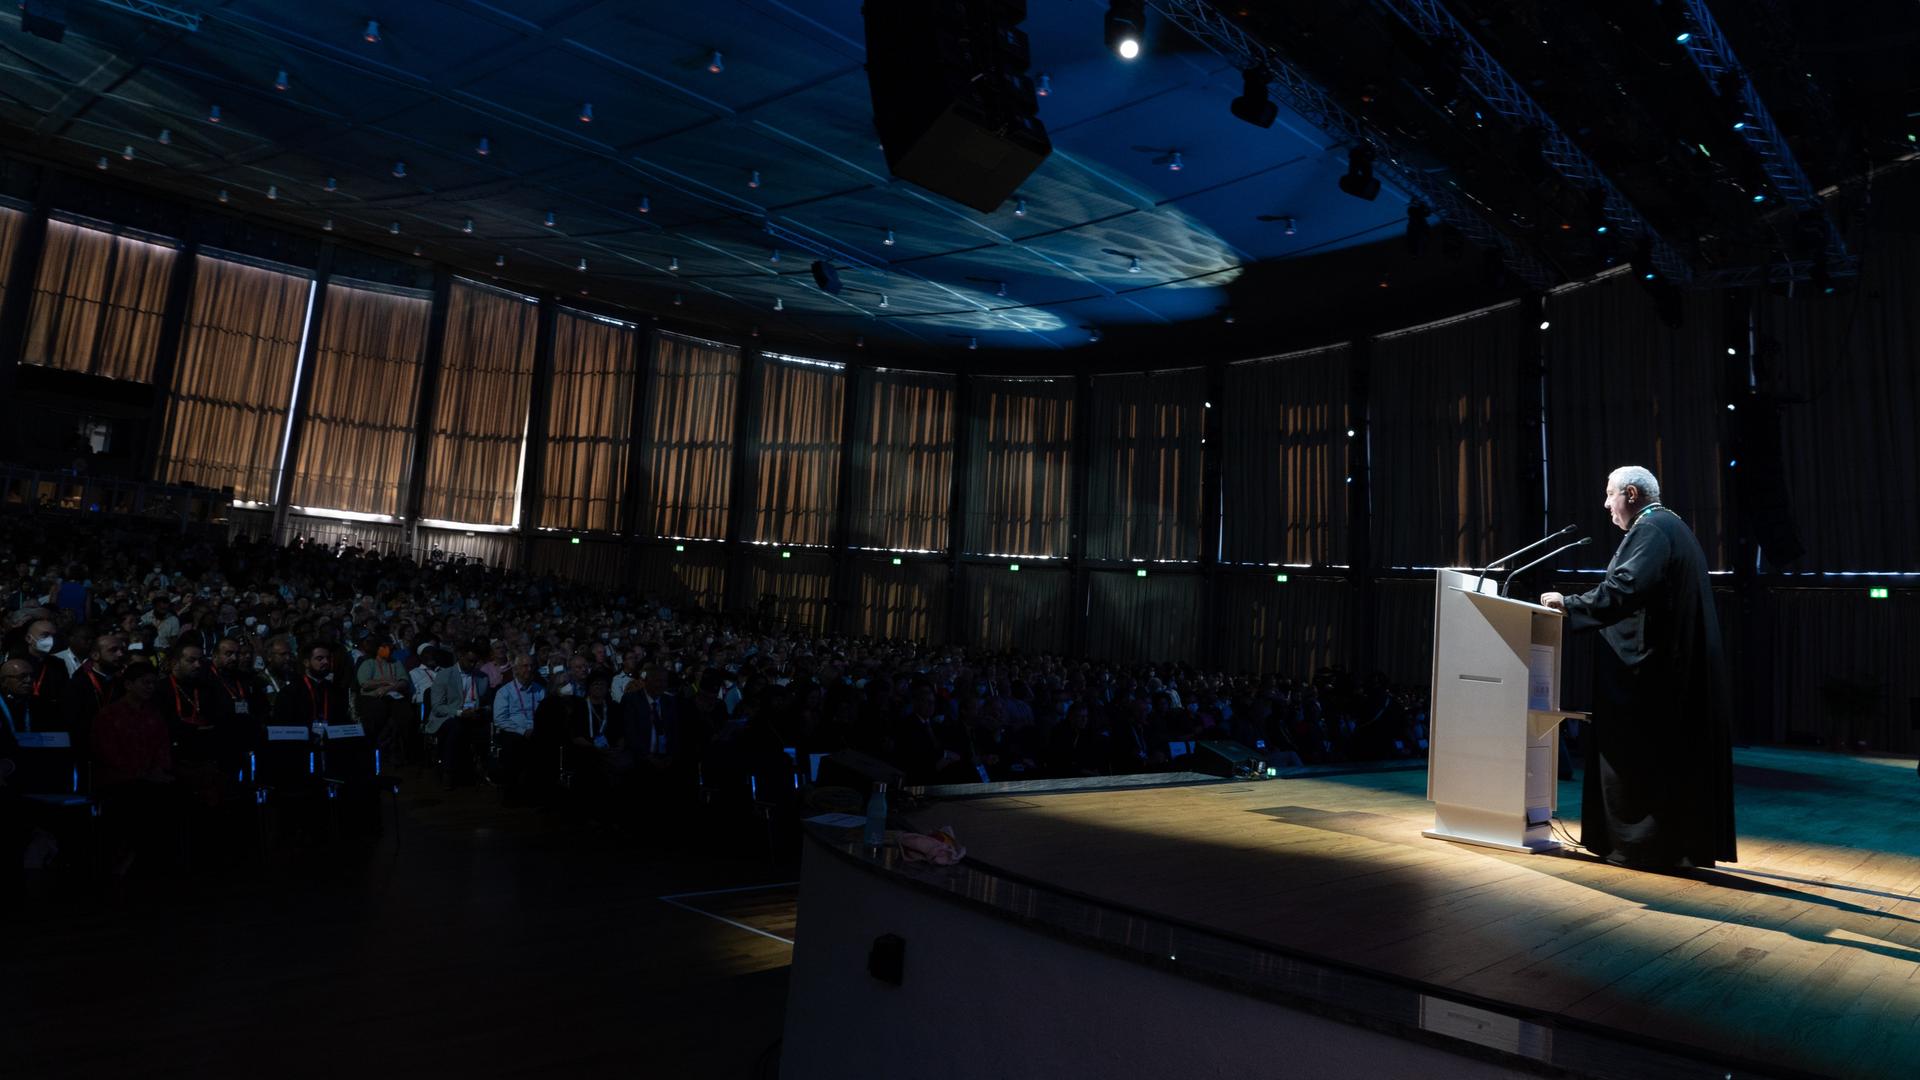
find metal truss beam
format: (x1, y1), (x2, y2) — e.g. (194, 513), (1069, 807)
(1670, 0), (1850, 265)
(92, 0), (202, 33)
(1370, 0), (1694, 282)
(1146, 0), (1560, 290)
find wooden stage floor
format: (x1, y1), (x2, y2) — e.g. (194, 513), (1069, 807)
(929, 747), (1920, 1080)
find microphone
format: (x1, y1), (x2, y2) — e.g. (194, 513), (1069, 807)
(1475, 524), (1578, 593)
(1500, 537), (1593, 598)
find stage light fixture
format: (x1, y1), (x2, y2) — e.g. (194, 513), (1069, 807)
(1230, 67), (1277, 129)
(323, 217), (334, 232)
(388, 221), (400, 235)
(392, 160), (406, 178)
(95, 155), (108, 170)
(878, 294), (889, 309)
(707, 50), (724, 74)
(1014, 198), (1028, 217)
(578, 257), (588, 272)
(748, 169), (761, 189)
(773, 297), (783, 311)
(1337, 145), (1380, 201)
(968, 337), (978, 350)
(1106, 1), (1144, 60)
(158, 128), (171, 145)
(578, 102), (594, 123)
(462, 218), (474, 234)
(207, 104), (222, 124)
(545, 210), (556, 228)
(275, 69), (288, 91)
(363, 20), (381, 44)
(496, 255), (506, 267)
(1036, 74), (1052, 97)
(266, 185), (278, 200)
(883, 229), (896, 246)
(476, 136), (491, 156)
(217, 189), (229, 204)
(638, 195), (650, 213)
(668, 256), (679, 272)
(324, 176), (337, 192)
(1128, 256), (1142, 274)
(122, 145), (135, 161)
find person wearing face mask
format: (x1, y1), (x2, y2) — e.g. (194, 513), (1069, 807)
(356, 635), (411, 767)
(6, 616), (68, 715)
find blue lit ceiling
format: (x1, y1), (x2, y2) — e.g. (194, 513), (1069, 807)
(0, 0), (1414, 353)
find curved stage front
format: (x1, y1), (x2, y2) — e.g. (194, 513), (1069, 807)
(781, 748), (1919, 1079)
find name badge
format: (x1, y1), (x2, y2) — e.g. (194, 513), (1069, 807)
(266, 726), (308, 742)
(593, 735), (609, 749)
(232, 701), (250, 715)
(14, 732), (71, 749)
(328, 723), (366, 739)
(265, 683), (279, 695)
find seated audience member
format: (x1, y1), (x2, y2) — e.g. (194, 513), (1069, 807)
(64, 631), (129, 750)
(355, 637), (411, 766)
(91, 661), (177, 874)
(429, 643), (490, 788)
(490, 654), (544, 804)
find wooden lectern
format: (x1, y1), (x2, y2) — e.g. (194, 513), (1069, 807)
(1424, 569), (1586, 853)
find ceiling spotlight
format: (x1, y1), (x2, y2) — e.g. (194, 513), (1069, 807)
(1337, 144), (1381, 201)
(638, 195), (650, 213)
(578, 257), (588, 271)
(1166, 151), (1183, 172)
(389, 221), (401, 235)
(1230, 67), (1277, 128)
(708, 50), (724, 74)
(1675, 32), (1692, 45)
(121, 145), (135, 160)
(462, 218), (474, 234)
(673, 293), (684, 306)
(1282, 215), (1297, 236)
(774, 297), (784, 311)
(855, 336), (865, 348)
(157, 128), (171, 145)
(1732, 120), (1747, 131)
(1106, 1), (1145, 61)
(266, 185), (278, 200)
(1014, 198), (1028, 216)
(668, 256), (679, 272)
(96, 155), (109, 170)
(1539, 320), (1551, 331)
(545, 210), (556, 228)
(412, 244), (423, 257)
(968, 336), (978, 350)
(748, 169), (762, 189)
(878, 294), (890, 309)
(1751, 193), (1766, 203)
(363, 19), (381, 44)
(217, 188), (229, 204)
(769, 247), (781, 263)
(996, 281), (1008, 297)
(476, 136), (491, 156)
(1036, 73), (1052, 97)
(207, 104), (222, 124)
(883, 228), (896, 246)
(495, 254), (506, 267)
(275, 69), (289, 91)
(1128, 256), (1142, 273)
(323, 217), (334, 232)
(324, 176), (338, 192)
(578, 102), (594, 123)
(1223, 312), (1235, 324)
(1088, 328), (1103, 343)
(392, 160), (407, 178)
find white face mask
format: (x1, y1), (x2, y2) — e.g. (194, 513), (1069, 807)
(33, 635), (55, 654)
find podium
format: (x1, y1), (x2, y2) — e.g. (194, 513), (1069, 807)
(1424, 569), (1586, 853)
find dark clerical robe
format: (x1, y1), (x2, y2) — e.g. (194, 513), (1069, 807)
(1562, 504), (1737, 868)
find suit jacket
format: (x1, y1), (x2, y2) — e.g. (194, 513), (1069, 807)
(427, 667), (488, 734)
(621, 691), (679, 757)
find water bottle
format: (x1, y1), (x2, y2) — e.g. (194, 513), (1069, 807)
(863, 781), (888, 849)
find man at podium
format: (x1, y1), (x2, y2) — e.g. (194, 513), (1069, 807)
(1541, 466), (1736, 870)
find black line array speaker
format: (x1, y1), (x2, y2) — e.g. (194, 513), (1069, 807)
(863, 0), (1051, 213)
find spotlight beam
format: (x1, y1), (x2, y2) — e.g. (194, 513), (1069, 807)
(1370, 0), (1693, 282)
(1144, 0), (1558, 289)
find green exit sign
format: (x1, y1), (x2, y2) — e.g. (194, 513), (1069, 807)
(674, 544), (686, 553)
(1869, 587), (1890, 599)
(570, 537), (581, 545)
(1136, 568), (1148, 578)
(1275, 573), (1290, 583)
(1009, 563), (1020, 572)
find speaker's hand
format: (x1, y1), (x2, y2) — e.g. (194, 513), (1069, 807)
(1540, 592), (1566, 611)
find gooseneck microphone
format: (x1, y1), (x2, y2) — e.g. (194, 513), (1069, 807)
(1475, 524), (1578, 593)
(1500, 537), (1594, 598)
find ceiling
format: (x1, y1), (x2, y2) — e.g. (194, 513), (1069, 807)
(0, 1), (1911, 362)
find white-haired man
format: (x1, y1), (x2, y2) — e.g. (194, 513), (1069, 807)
(1542, 465), (1736, 870)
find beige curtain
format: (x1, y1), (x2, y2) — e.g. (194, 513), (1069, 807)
(23, 219), (178, 382)
(1222, 346), (1351, 567)
(964, 377), (1075, 557)
(420, 279), (540, 526)
(1215, 573), (1357, 678)
(1370, 305), (1528, 568)
(1085, 369), (1206, 562)
(961, 563), (1071, 653)
(636, 545), (728, 612)
(746, 552), (835, 633)
(528, 535), (632, 586)
(413, 526), (518, 569)
(543, 310), (638, 533)
(0, 205), (22, 312)
(847, 558), (949, 643)
(288, 283), (430, 516)
(159, 254), (312, 503)
(749, 356), (846, 547)
(643, 332), (740, 540)
(850, 369), (954, 552)
(1084, 570), (1206, 662)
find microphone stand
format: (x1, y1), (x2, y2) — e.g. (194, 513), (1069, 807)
(1501, 537), (1593, 598)
(1476, 524), (1578, 594)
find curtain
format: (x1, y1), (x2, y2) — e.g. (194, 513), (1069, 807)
(850, 369), (954, 552)
(749, 355), (845, 546)
(1760, 231), (1920, 571)
(847, 558), (948, 642)
(528, 535), (632, 587)
(643, 332), (740, 540)
(961, 563), (1071, 653)
(0, 205), (22, 314)
(420, 279), (539, 526)
(964, 377), (1074, 557)
(288, 283), (430, 516)
(1370, 305), (1527, 569)
(746, 552), (835, 634)
(283, 514), (408, 556)
(1084, 570), (1206, 663)
(636, 545), (728, 612)
(1222, 346), (1351, 567)
(158, 254), (312, 503)
(1085, 369), (1206, 562)
(413, 526), (517, 569)
(543, 309), (638, 533)
(1216, 573), (1357, 678)
(1547, 274), (1726, 569)
(23, 218), (178, 382)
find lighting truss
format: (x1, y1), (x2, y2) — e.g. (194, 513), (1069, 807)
(1145, 0), (1558, 289)
(92, 0), (202, 32)
(1700, 256), (1861, 290)
(1369, 0), (1693, 282)
(1670, 0), (1852, 267)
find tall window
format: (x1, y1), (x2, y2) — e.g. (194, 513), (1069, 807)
(543, 309), (639, 533)
(23, 216), (178, 382)
(1222, 345), (1350, 567)
(850, 369), (955, 552)
(419, 279), (539, 527)
(642, 332), (740, 540)
(158, 253), (314, 503)
(964, 377), (1074, 557)
(288, 281), (431, 517)
(749, 353), (846, 547)
(1085, 369), (1205, 562)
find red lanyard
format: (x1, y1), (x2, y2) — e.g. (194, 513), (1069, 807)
(220, 674), (248, 702)
(170, 676), (202, 720)
(304, 677), (330, 724)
